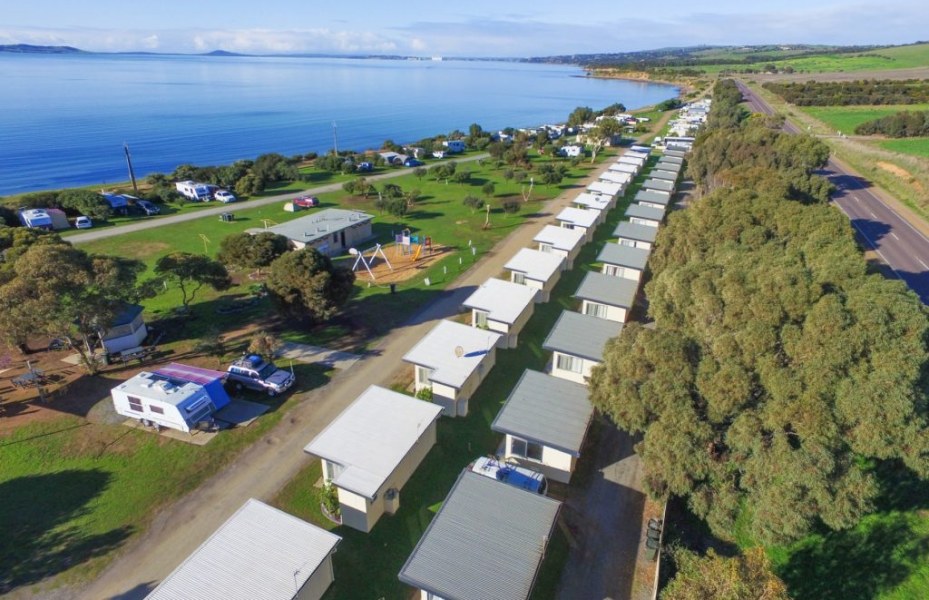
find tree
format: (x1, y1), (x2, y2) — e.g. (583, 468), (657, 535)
(502, 169), (515, 187)
(235, 173), (264, 197)
(567, 106), (595, 128)
(502, 200), (521, 217)
(247, 329), (279, 359)
(265, 248), (355, 323)
(462, 195), (484, 214)
(405, 188), (421, 210)
(482, 181), (496, 200)
(217, 232), (289, 275)
(589, 186), (929, 544)
(376, 195), (408, 219)
(0, 243), (146, 371)
(413, 167), (427, 181)
(154, 252), (232, 311)
(662, 548), (789, 600)
(588, 118), (623, 162)
(58, 190), (110, 221)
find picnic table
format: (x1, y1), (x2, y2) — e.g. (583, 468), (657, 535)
(11, 369), (45, 388)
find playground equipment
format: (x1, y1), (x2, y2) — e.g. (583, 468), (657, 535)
(395, 229), (433, 260)
(350, 243), (393, 281)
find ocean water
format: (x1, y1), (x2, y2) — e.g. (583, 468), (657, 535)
(0, 54), (678, 196)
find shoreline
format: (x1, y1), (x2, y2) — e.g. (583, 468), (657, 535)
(583, 69), (697, 95)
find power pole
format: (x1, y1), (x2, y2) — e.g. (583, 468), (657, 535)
(124, 144), (140, 196)
(332, 121), (339, 155)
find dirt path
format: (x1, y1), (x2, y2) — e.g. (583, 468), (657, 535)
(60, 155), (621, 600)
(66, 154), (488, 245)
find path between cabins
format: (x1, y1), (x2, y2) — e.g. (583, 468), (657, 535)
(62, 154), (630, 600)
(66, 153), (489, 245)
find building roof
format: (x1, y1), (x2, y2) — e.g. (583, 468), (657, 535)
(649, 169), (678, 182)
(556, 206), (599, 229)
(614, 221), (659, 243)
(665, 149), (688, 158)
(608, 162), (639, 174)
(625, 150), (650, 160)
(617, 155), (646, 166)
(635, 189), (672, 206)
(398, 471), (561, 600)
(403, 320), (502, 389)
(147, 498), (341, 600)
(596, 243), (651, 271)
(303, 385), (443, 499)
(658, 155), (684, 165)
(630, 145), (651, 153)
(573, 193), (611, 211)
(462, 278), (537, 325)
(154, 363), (226, 386)
(262, 208), (374, 246)
(492, 370), (593, 457)
(625, 203), (665, 221)
(598, 171), (632, 185)
(587, 181), (623, 197)
(533, 225), (585, 253)
(574, 271), (638, 309)
(109, 303), (145, 327)
(542, 310), (623, 362)
(642, 179), (675, 193)
(504, 248), (564, 283)
(656, 157), (683, 169)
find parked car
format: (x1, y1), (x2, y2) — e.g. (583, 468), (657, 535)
(469, 456), (548, 495)
(356, 161), (373, 172)
(74, 216), (93, 229)
(136, 199), (161, 215)
(403, 158), (424, 167)
(214, 190), (237, 203)
(293, 195), (319, 208)
(226, 354), (295, 397)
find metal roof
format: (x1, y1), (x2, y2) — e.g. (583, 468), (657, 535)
(649, 170), (678, 182)
(635, 189), (672, 206)
(147, 498), (341, 600)
(398, 471), (561, 600)
(625, 150), (650, 160)
(665, 149), (688, 158)
(462, 278), (537, 325)
(574, 271), (638, 308)
(596, 243), (651, 271)
(656, 158), (683, 170)
(625, 203), (665, 221)
(542, 310), (623, 362)
(618, 155), (646, 166)
(154, 363), (226, 386)
(598, 170), (632, 186)
(556, 206), (599, 229)
(614, 221), (659, 243)
(573, 193), (611, 211)
(109, 303), (144, 327)
(658, 155), (684, 165)
(402, 320), (502, 389)
(587, 181), (623, 197)
(608, 162), (639, 174)
(114, 372), (209, 408)
(262, 208), (373, 245)
(492, 369), (593, 456)
(303, 385), (442, 499)
(642, 179), (675, 193)
(533, 225), (585, 253)
(504, 248), (564, 283)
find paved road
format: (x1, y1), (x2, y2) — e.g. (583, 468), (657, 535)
(62, 156), (615, 600)
(67, 154), (488, 245)
(737, 82), (929, 303)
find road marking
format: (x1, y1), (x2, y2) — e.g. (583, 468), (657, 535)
(870, 211), (877, 218)
(892, 232), (900, 240)
(920, 259), (929, 271)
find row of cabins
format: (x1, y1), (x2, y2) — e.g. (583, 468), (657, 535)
(147, 144), (688, 600)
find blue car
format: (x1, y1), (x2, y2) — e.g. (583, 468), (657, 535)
(404, 158), (424, 167)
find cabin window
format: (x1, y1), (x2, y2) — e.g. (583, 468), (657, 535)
(556, 353), (583, 374)
(127, 396), (143, 412)
(324, 460), (344, 483)
(603, 265), (623, 278)
(149, 405), (164, 415)
(416, 366), (434, 386)
(620, 238), (635, 247)
(539, 243), (553, 254)
(512, 272), (527, 285)
(510, 437), (544, 462)
(584, 302), (609, 319)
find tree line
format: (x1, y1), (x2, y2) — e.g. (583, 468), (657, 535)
(855, 110), (929, 137)
(590, 79), (929, 553)
(763, 79), (929, 106)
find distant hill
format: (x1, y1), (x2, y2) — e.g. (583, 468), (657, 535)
(0, 44), (84, 54)
(201, 50), (245, 57)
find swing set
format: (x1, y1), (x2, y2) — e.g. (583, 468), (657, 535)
(349, 243), (393, 281)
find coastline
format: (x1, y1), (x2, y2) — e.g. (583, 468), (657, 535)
(584, 69), (697, 96)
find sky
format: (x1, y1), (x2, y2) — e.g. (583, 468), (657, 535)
(2, 0), (927, 57)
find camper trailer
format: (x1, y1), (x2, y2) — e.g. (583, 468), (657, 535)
(111, 370), (230, 432)
(175, 180), (213, 202)
(18, 208), (53, 229)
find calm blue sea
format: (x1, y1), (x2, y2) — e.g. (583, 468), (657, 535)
(0, 54), (677, 196)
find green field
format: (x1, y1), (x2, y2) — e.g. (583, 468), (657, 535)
(879, 138), (929, 158)
(0, 363), (331, 591)
(800, 104), (929, 134)
(682, 42), (929, 75)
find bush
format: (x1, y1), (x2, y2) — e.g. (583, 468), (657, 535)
(415, 387), (434, 401)
(320, 483), (340, 516)
(462, 195), (484, 213)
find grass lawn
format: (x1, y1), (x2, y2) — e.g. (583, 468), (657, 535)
(879, 138), (929, 159)
(272, 159), (646, 599)
(0, 362), (332, 591)
(799, 104), (929, 135)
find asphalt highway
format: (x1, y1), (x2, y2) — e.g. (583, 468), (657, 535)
(736, 82), (929, 303)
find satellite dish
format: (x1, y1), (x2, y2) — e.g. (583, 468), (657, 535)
(454, 345), (464, 358)
(348, 248), (360, 256)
